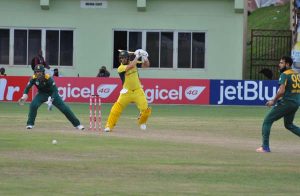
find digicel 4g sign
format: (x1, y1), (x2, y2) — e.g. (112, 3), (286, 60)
(53, 77), (210, 104)
(0, 76), (210, 105)
(142, 78), (209, 104)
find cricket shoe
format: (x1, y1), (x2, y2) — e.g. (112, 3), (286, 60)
(26, 125), (34, 129)
(76, 125), (85, 130)
(140, 124), (147, 130)
(104, 127), (111, 132)
(256, 146), (271, 153)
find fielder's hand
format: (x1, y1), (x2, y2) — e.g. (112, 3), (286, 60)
(46, 96), (54, 111)
(18, 94), (28, 106)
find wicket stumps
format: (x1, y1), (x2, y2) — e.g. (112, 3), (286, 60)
(89, 95), (102, 131)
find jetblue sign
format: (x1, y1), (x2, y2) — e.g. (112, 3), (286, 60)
(210, 80), (278, 105)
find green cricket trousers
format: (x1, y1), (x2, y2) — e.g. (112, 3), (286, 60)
(262, 100), (300, 148)
(27, 92), (80, 127)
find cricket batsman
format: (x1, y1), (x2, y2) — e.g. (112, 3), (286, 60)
(18, 65), (84, 130)
(104, 49), (152, 132)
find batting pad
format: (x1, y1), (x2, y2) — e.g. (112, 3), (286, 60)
(105, 102), (123, 129)
(138, 107), (152, 125)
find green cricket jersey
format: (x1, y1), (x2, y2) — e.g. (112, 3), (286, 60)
(24, 74), (57, 97)
(279, 69), (300, 104)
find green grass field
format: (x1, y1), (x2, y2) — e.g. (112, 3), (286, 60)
(1, 102), (300, 195)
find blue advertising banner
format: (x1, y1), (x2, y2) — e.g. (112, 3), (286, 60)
(210, 80), (279, 105)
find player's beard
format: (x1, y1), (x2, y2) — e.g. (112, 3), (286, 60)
(279, 66), (287, 73)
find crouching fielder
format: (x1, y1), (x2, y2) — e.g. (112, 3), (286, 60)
(18, 65), (84, 130)
(104, 49), (152, 132)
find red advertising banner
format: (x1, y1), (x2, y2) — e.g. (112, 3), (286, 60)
(0, 76), (33, 102)
(0, 76), (210, 105)
(143, 78), (209, 104)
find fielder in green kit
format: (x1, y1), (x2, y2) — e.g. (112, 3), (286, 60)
(256, 56), (300, 153)
(18, 65), (84, 130)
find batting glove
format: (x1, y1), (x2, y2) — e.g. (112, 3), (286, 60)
(141, 50), (148, 58)
(142, 56), (148, 62)
(134, 49), (143, 58)
(46, 96), (54, 111)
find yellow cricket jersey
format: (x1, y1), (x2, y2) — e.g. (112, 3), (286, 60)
(117, 64), (142, 91)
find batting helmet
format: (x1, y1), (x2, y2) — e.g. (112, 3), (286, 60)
(119, 50), (129, 58)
